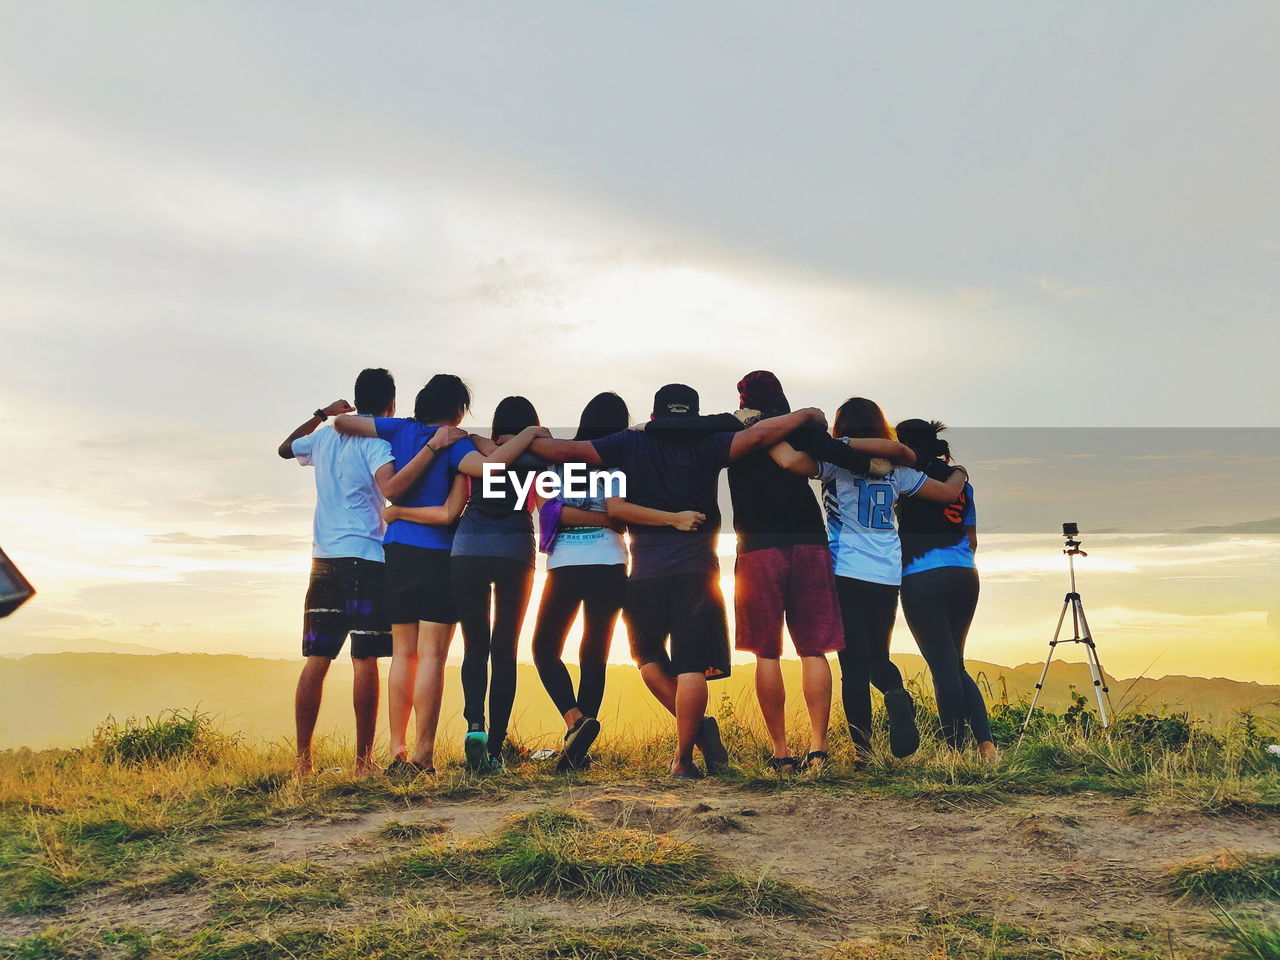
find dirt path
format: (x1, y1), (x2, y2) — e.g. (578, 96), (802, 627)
(8, 784), (1279, 956)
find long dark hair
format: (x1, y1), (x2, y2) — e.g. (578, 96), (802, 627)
(491, 395), (540, 441)
(896, 418), (951, 466)
(833, 397), (895, 440)
(573, 391), (630, 442)
(897, 418), (967, 560)
(414, 374), (471, 425)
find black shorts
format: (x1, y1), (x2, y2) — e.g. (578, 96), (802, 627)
(384, 542), (457, 625)
(303, 557), (392, 659)
(623, 572), (731, 679)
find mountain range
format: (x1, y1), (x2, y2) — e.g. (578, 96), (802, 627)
(1, 652), (1276, 751)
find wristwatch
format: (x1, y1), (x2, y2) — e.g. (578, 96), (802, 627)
(313, 408), (328, 421)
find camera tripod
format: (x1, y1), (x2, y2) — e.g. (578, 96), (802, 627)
(1023, 529), (1114, 731)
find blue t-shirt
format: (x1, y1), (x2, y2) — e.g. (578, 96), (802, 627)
(903, 482), (977, 576)
(374, 418), (478, 550)
(591, 428), (734, 580)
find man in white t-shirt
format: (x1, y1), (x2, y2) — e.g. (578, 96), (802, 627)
(276, 368), (398, 776)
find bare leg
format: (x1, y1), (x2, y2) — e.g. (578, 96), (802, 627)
(409, 621), (455, 769)
(387, 623), (419, 761)
(294, 656), (331, 775)
(800, 655), (832, 758)
(978, 740), (999, 762)
(352, 657), (382, 775)
(754, 657), (790, 758)
(639, 661), (678, 715)
(563, 706), (584, 731)
(672, 672), (708, 775)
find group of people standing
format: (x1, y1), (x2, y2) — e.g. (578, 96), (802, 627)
(279, 367), (994, 780)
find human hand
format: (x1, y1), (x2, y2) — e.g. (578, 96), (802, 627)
(798, 407), (827, 430)
(428, 426), (468, 451)
(868, 457), (892, 478)
(323, 400), (355, 418)
(383, 505), (401, 523)
(670, 510), (707, 532)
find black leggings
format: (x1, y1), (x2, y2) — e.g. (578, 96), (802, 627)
(901, 566), (991, 748)
(834, 576), (905, 751)
(452, 555), (534, 755)
(531, 564), (626, 719)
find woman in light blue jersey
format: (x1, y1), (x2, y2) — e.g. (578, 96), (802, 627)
(772, 398), (967, 764)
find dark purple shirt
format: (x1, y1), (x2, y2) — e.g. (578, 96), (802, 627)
(591, 429), (734, 580)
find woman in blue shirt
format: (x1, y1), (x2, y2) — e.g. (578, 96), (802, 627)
(896, 419), (995, 761)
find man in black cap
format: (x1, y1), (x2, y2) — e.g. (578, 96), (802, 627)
(531, 384), (825, 778)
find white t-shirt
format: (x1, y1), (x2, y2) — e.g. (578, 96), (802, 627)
(546, 466), (628, 570)
(817, 457), (926, 586)
(292, 423), (394, 563)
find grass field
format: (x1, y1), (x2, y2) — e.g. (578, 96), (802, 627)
(1, 694), (1279, 959)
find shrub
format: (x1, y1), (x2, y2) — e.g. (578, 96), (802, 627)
(90, 710), (231, 765)
(1170, 851), (1280, 902)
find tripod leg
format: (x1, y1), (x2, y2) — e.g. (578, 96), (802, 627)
(1023, 598), (1070, 732)
(1075, 600), (1113, 725)
(1070, 601), (1111, 727)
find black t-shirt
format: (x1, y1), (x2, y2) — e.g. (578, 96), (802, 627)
(644, 417), (875, 555)
(728, 452), (827, 553)
(591, 429), (734, 580)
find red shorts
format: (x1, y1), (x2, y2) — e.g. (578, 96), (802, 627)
(733, 544), (844, 658)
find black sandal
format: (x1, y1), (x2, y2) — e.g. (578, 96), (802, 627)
(802, 751), (828, 772)
(766, 756), (800, 775)
(386, 759), (434, 779)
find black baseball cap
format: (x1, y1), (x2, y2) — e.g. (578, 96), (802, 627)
(653, 383), (700, 418)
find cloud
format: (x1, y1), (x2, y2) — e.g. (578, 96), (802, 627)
(148, 532), (307, 550)
(1037, 277), (1105, 300)
(1179, 518), (1280, 535)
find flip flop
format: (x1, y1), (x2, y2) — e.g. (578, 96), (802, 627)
(802, 751), (828, 773)
(670, 760), (705, 780)
(766, 756), (800, 775)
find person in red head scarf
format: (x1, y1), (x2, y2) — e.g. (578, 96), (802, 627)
(725, 372), (913, 772)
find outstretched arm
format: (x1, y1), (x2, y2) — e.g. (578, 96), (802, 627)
(457, 425), (552, 478)
(769, 440), (820, 477)
(529, 437), (604, 466)
(278, 400), (352, 458)
(773, 431), (904, 478)
(385, 471), (470, 525)
(381, 426), (468, 504)
(911, 465), (969, 503)
(840, 437), (917, 465)
(561, 505), (622, 530)
(533, 490), (623, 532)
(727, 408), (826, 462)
(331, 412), (378, 438)
(605, 498), (705, 531)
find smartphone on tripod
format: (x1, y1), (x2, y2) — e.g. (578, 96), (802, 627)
(0, 547), (35, 618)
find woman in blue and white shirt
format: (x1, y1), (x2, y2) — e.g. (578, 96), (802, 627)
(531, 392), (631, 772)
(773, 398), (967, 763)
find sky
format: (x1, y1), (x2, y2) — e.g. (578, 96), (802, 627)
(0, 3), (1277, 682)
